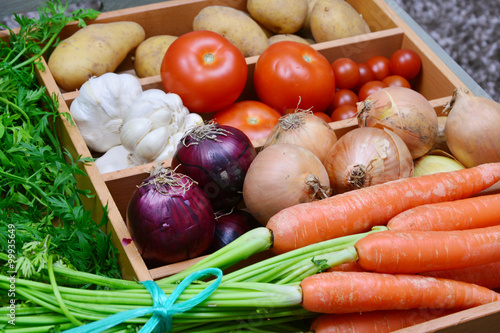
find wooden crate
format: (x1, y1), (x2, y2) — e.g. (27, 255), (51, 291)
(2, 0), (499, 331)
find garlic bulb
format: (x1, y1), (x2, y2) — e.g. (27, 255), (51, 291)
(94, 145), (137, 174)
(69, 73), (143, 152)
(120, 89), (203, 165)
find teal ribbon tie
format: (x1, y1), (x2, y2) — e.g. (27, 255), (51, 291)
(63, 267), (223, 333)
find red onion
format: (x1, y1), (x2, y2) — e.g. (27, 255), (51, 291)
(126, 166), (215, 267)
(212, 209), (260, 251)
(172, 122), (257, 211)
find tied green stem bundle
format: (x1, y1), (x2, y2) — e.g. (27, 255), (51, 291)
(0, 1), (121, 280)
(0, 227), (386, 332)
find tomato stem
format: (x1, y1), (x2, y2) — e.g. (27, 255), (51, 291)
(203, 52), (215, 64)
(303, 54), (312, 63)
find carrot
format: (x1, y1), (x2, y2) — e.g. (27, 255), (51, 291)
(310, 309), (457, 333)
(386, 193), (500, 231)
(300, 271), (500, 314)
(355, 225), (500, 274)
(327, 261), (364, 272)
(267, 162), (500, 254)
(421, 261), (500, 290)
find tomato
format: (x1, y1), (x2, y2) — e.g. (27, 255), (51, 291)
(331, 58), (360, 90)
(253, 41), (336, 114)
(358, 80), (388, 101)
(330, 105), (357, 122)
(212, 100), (281, 141)
(382, 75), (411, 89)
(328, 89), (359, 115)
(160, 30), (248, 113)
(353, 62), (375, 92)
(313, 112), (333, 123)
(389, 49), (422, 79)
(366, 56), (391, 81)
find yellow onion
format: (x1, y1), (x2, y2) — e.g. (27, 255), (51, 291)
(357, 86), (438, 159)
(444, 87), (500, 167)
(414, 151), (465, 177)
(263, 110), (337, 163)
(243, 143), (332, 225)
(324, 127), (413, 194)
(432, 116), (451, 153)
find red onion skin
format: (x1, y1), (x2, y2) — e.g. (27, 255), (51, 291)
(172, 124), (257, 211)
(126, 174), (215, 267)
(211, 210), (260, 251)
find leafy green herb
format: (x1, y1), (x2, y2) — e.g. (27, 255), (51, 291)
(0, 1), (121, 280)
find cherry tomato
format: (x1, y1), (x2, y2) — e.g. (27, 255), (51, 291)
(366, 56), (391, 81)
(330, 105), (357, 122)
(358, 80), (388, 101)
(382, 75), (411, 89)
(212, 100), (281, 141)
(389, 49), (422, 79)
(160, 30), (248, 113)
(313, 112), (333, 123)
(254, 41), (336, 114)
(331, 58), (360, 90)
(354, 62), (376, 92)
(328, 89), (359, 115)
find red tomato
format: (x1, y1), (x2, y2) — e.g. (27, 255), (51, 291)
(358, 80), (388, 101)
(330, 105), (357, 122)
(331, 58), (360, 90)
(313, 112), (333, 123)
(328, 89), (359, 116)
(389, 49), (422, 79)
(366, 56), (391, 81)
(382, 75), (411, 89)
(212, 100), (281, 141)
(160, 30), (248, 113)
(254, 41), (336, 114)
(354, 62), (376, 92)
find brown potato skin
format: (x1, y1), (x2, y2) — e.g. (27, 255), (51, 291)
(247, 0), (308, 34)
(134, 35), (177, 78)
(193, 6), (269, 57)
(48, 21), (145, 91)
(310, 0), (371, 43)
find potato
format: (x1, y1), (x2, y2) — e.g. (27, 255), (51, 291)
(268, 34), (311, 46)
(301, 0), (319, 37)
(134, 35), (177, 78)
(193, 6), (268, 57)
(247, 0), (308, 34)
(48, 21), (145, 91)
(310, 0), (371, 43)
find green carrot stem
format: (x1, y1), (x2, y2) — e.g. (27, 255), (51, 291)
(1, 323), (75, 333)
(47, 255), (83, 326)
(158, 227), (273, 286)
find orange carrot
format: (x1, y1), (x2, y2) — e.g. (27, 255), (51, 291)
(327, 261), (364, 272)
(355, 225), (500, 274)
(310, 309), (457, 333)
(421, 261), (500, 290)
(386, 193), (500, 231)
(267, 163), (500, 254)
(300, 271), (500, 314)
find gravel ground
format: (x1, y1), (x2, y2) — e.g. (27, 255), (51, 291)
(397, 0), (500, 102)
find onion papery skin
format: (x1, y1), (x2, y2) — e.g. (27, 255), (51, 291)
(263, 111), (337, 163)
(126, 168), (215, 267)
(324, 127), (413, 194)
(172, 123), (257, 211)
(445, 88), (500, 168)
(211, 209), (260, 251)
(243, 143), (332, 226)
(357, 86), (438, 159)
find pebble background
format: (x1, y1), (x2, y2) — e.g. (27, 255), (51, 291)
(398, 0), (500, 101)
